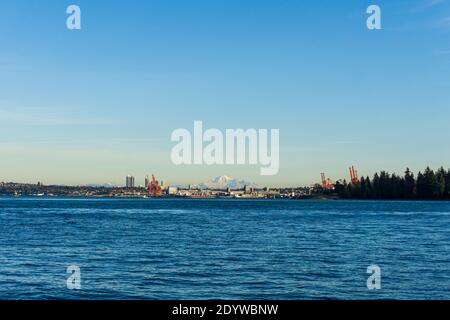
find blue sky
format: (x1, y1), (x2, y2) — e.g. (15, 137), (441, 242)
(1, 0), (450, 186)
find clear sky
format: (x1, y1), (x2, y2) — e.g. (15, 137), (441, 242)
(1, 0), (450, 187)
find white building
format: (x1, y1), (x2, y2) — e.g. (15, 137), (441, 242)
(167, 186), (178, 195)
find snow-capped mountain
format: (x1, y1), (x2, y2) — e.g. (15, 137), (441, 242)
(196, 175), (258, 190)
(83, 183), (115, 188)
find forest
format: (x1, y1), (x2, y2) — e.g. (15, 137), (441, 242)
(334, 167), (450, 200)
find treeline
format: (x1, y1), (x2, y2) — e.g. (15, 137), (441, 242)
(334, 167), (450, 200)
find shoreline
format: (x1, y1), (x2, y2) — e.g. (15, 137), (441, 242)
(1, 194), (450, 202)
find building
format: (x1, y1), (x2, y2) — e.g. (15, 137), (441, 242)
(126, 175), (135, 188)
(167, 186), (178, 195)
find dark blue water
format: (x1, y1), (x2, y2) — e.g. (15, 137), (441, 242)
(0, 197), (449, 299)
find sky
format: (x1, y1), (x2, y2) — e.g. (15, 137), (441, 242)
(0, 0), (450, 187)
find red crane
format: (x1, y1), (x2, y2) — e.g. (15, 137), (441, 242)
(349, 166), (359, 185)
(147, 174), (162, 196)
(320, 173), (334, 189)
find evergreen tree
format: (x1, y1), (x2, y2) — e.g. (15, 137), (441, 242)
(445, 169), (450, 198)
(360, 177), (366, 198)
(404, 168), (415, 199)
(334, 180), (346, 197)
(417, 167), (439, 199)
(436, 167), (446, 198)
(373, 173), (380, 199)
(416, 171), (425, 199)
(379, 171), (390, 199)
(365, 176), (373, 199)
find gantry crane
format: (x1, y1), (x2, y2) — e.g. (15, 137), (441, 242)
(146, 174), (163, 196)
(349, 166), (359, 185)
(320, 173), (335, 189)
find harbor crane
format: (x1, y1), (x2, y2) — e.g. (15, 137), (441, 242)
(146, 174), (163, 196)
(320, 173), (335, 189)
(349, 166), (359, 185)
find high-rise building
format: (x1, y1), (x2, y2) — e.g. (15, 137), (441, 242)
(126, 175), (135, 188)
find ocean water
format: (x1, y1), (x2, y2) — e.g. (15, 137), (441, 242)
(0, 197), (449, 300)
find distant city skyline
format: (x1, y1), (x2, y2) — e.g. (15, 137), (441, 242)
(1, 0), (450, 187)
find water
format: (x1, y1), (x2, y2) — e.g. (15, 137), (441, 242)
(0, 197), (449, 300)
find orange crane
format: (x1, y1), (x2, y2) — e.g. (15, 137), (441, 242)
(320, 173), (335, 189)
(349, 166), (359, 185)
(147, 174), (163, 196)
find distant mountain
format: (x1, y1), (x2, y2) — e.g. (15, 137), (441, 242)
(196, 175), (258, 190)
(84, 183), (116, 188)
